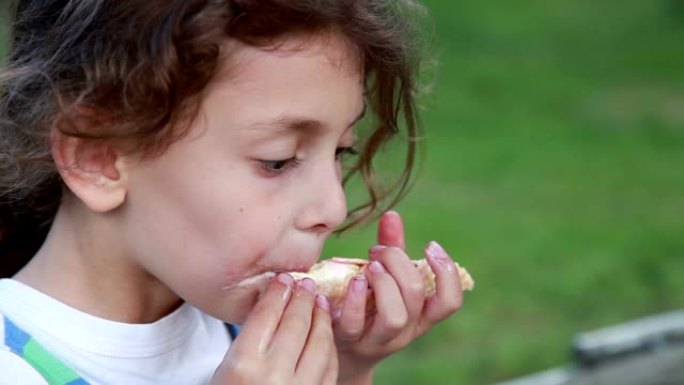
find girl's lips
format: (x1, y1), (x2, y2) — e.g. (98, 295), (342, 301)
(222, 247), (324, 291)
(220, 250), (319, 289)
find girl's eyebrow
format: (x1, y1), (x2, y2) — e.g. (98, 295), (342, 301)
(245, 103), (367, 134)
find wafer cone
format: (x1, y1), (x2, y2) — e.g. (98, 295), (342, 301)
(290, 257), (474, 311)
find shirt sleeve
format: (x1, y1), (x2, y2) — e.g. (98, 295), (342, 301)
(0, 348), (49, 385)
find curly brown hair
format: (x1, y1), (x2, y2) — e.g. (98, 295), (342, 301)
(0, 0), (428, 277)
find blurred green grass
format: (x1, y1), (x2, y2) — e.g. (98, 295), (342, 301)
(2, 0), (683, 384)
(325, 0), (684, 383)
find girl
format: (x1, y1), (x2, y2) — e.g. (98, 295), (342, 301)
(0, 1), (464, 384)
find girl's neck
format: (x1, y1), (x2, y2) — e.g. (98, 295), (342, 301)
(14, 196), (183, 324)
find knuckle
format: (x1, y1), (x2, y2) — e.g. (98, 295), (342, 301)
(375, 246), (404, 262)
(407, 280), (425, 297)
(320, 331), (335, 351)
(339, 325), (364, 341)
(311, 321), (333, 343)
(443, 293), (464, 314)
(386, 246), (406, 259)
(287, 313), (312, 333)
(265, 371), (285, 385)
(383, 313), (408, 334)
(344, 306), (367, 323)
(225, 356), (259, 380)
(314, 339), (336, 363)
(315, 320), (334, 339)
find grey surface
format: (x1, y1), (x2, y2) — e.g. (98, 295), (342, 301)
(497, 310), (684, 385)
(496, 367), (574, 385)
(497, 345), (684, 385)
(573, 310), (684, 367)
(567, 345), (684, 385)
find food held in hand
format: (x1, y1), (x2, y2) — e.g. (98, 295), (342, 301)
(290, 257), (475, 311)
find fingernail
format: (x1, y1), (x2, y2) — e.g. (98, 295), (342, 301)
(426, 241), (454, 271)
(276, 273), (294, 287)
(385, 210), (400, 218)
(352, 275), (367, 293)
(369, 245), (387, 259)
(369, 260), (386, 274)
(332, 309), (342, 320)
(300, 278), (316, 294)
(316, 294), (330, 312)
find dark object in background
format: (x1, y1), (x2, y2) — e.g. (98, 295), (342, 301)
(0, 196), (51, 278)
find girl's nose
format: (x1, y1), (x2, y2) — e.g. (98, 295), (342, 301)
(296, 162), (347, 233)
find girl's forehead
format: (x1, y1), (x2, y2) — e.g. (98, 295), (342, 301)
(196, 30), (366, 136)
(215, 31), (363, 84)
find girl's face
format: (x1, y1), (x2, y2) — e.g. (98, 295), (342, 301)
(122, 32), (365, 323)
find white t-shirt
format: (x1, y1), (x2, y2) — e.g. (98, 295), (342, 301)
(0, 279), (231, 385)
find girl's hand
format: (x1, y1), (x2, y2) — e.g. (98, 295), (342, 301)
(333, 211), (464, 385)
(211, 274), (338, 385)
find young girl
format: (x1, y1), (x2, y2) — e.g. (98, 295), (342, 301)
(0, 1), (464, 384)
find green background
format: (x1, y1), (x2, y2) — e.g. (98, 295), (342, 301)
(2, 1), (684, 384)
(325, 0), (684, 383)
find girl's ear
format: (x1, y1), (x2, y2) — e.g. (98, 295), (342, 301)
(51, 127), (129, 213)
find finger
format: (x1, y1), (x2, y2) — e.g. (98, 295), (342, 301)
(296, 294), (336, 384)
(377, 210), (406, 250)
(371, 247), (425, 321)
(421, 241), (463, 327)
(333, 275), (368, 342)
(231, 273), (294, 356)
(321, 340), (339, 385)
(364, 260), (408, 345)
(269, 278), (317, 372)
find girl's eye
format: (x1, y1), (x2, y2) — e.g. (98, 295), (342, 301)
(259, 157), (301, 175)
(335, 146), (359, 161)
(259, 147), (357, 176)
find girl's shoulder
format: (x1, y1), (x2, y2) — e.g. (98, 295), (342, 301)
(0, 278), (231, 384)
(0, 349), (48, 385)
(0, 315), (49, 385)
